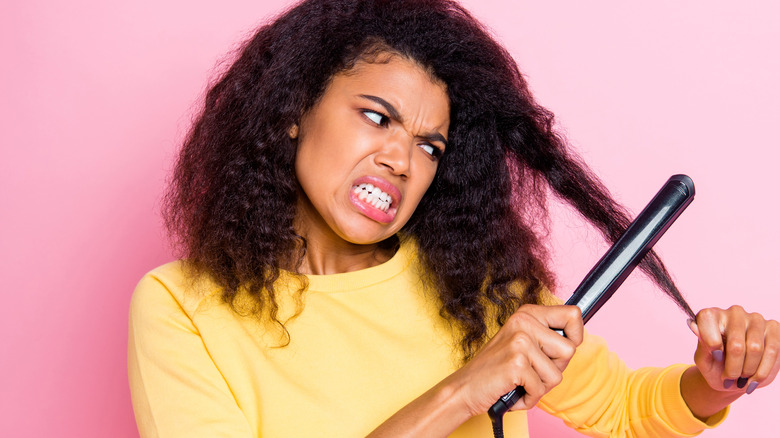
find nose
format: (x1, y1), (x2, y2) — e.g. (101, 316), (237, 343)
(374, 132), (411, 178)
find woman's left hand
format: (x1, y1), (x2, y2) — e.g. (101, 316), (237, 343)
(688, 306), (780, 395)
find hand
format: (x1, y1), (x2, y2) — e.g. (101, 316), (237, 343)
(688, 306), (780, 395)
(449, 304), (583, 416)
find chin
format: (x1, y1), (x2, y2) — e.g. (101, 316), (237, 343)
(339, 225), (399, 246)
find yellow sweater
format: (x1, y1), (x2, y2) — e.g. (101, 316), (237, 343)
(128, 241), (726, 437)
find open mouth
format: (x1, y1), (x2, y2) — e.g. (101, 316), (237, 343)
(349, 176), (402, 223)
(352, 183), (393, 213)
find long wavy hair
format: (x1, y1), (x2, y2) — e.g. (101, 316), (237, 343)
(165, 0), (693, 361)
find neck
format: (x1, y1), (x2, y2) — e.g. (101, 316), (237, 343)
(293, 203), (396, 275)
(298, 238), (393, 275)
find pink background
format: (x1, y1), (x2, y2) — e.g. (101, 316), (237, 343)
(1, 0), (777, 436)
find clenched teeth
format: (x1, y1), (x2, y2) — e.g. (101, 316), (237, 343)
(353, 183), (392, 213)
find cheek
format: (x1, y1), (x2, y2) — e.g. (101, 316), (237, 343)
(404, 164), (438, 211)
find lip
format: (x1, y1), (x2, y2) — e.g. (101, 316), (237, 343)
(349, 175), (402, 224)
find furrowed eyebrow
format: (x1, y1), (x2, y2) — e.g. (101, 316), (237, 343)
(358, 94), (402, 121)
(423, 132), (448, 148)
(358, 94), (448, 148)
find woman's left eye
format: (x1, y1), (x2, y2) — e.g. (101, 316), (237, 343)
(419, 144), (436, 156)
(419, 143), (442, 160)
(363, 110), (388, 126)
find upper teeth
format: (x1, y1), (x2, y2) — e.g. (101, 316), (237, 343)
(353, 183), (392, 213)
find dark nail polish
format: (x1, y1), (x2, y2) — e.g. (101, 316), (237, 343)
(723, 379), (735, 389)
(746, 381), (759, 394)
(712, 350), (724, 362)
(737, 377), (748, 389)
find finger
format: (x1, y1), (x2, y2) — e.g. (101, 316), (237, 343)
(513, 342), (562, 410)
(747, 320), (780, 394)
(696, 308), (725, 362)
(506, 347), (545, 410)
(687, 318), (700, 338)
(535, 328), (578, 372)
(529, 336), (569, 386)
(560, 305), (584, 345)
(722, 307), (748, 387)
(741, 313), (766, 379)
(525, 305), (583, 346)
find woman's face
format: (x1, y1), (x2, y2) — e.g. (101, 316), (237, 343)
(294, 55), (450, 247)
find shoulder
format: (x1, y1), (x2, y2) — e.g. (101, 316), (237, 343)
(130, 261), (222, 320)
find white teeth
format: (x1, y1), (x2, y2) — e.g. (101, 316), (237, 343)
(353, 183), (394, 213)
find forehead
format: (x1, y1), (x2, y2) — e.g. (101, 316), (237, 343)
(341, 51), (443, 86)
(326, 55), (450, 122)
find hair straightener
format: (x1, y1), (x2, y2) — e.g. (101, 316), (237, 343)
(488, 174), (696, 438)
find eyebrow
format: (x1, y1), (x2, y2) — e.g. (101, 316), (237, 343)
(358, 94), (448, 147)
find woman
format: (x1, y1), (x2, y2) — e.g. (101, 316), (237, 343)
(128, 0), (780, 436)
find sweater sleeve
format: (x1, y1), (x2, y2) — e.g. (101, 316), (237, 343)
(128, 267), (253, 438)
(537, 332), (728, 437)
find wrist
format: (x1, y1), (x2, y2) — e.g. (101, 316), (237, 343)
(680, 366), (740, 421)
(438, 370), (481, 422)
(367, 372), (474, 437)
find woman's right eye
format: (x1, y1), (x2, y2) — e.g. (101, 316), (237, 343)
(362, 110), (388, 127)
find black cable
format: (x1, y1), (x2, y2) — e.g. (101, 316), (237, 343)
(490, 412), (504, 438)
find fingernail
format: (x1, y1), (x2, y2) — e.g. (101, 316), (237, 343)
(712, 350), (724, 362)
(686, 318), (695, 332)
(737, 377), (748, 389)
(746, 381), (759, 394)
(723, 379), (734, 389)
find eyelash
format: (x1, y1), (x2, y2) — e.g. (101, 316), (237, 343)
(362, 109), (390, 127)
(361, 109), (444, 160)
(419, 143), (443, 160)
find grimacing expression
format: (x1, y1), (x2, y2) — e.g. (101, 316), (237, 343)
(293, 55), (450, 246)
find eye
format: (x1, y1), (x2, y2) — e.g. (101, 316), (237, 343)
(362, 110), (389, 127)
(419, 144), (435, 156)
(418, 143), (444, 160)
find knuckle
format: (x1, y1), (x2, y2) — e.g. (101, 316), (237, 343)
(516, 304), (538, 315)
(567, 305), (582, 320)
(728, 304), (746, 314)
(549, 371), (563, 387)
(728, 340), (746, 355)
(511, 332), (533, 349)
(752, 368), (769, 381)
(698, 307), (717, 320)
(510, 311), (533, 325)
(701, 335), (721, 348)
(510, 351), (530, 370)
(506, 313), (525, 330)
(747, 341), (763, 355)
(561, 341), (576, 359)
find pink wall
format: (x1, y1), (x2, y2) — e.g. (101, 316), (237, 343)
(1, 0), (777, 436)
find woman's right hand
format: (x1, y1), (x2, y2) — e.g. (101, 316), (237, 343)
(450, 304), (584, 416)
(367, 304), (583, 437)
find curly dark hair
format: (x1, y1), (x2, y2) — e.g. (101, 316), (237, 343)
(164, 0), (694, 361)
